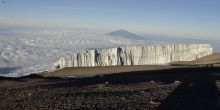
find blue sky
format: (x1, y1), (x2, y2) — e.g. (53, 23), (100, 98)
(0, 0), (220, 40)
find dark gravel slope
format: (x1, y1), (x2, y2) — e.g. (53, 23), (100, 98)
(0, 67), (220, 110)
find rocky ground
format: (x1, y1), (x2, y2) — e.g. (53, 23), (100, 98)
(0, 79), (178, 110)
(0, 67), (220, 110)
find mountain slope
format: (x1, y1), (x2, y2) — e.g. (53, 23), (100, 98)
(107, 29), (146, 40)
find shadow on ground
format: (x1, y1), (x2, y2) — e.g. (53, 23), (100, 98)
(155, 67), (220, 110)
(54, 67), (220, 109)
(49, 66), (220, 86)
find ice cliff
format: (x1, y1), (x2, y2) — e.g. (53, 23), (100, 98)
(53, 44), (213, 69)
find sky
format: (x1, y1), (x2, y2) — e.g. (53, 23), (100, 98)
(0, 0), (220, 40)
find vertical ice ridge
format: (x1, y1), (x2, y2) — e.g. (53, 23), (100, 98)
(53, 44), (213, 69)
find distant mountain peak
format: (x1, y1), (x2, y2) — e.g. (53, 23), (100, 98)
(107, 29), (145, 40)
(112, 29), (130, 33)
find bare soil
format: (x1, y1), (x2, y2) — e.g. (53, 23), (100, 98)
(0, 54), (220, 110)
(1, 66), (220, 110)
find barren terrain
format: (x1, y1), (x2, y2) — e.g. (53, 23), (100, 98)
(0, 54), (220, 110)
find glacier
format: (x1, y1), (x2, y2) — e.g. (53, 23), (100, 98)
(53, 44), (213, 69)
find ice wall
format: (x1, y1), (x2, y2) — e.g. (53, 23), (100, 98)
(53, 44), (213, 69)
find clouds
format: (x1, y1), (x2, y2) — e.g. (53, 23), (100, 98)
(0, 28), (153, 77)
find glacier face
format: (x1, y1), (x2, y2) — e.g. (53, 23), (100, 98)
(53, 44), (213, 69)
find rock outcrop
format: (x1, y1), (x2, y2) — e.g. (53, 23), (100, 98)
(53, 44), (213, 69)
